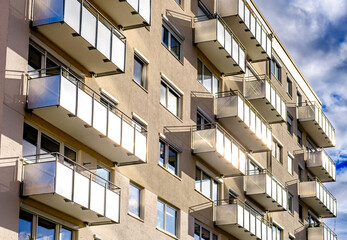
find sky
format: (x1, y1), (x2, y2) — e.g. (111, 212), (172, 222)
(252, 0), (347, 238)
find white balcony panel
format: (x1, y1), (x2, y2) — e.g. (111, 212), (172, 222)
(97, 21), (112, 59)
(74, 172), (90, 208)
(218, 0), (272, 61)
(64, 0), (80, 32)
(305, 150), (336, 182)
(112, 33), (126, 72)
(105, 190), (120, 222)
(27, 71), (147, 165)
(90, 181), (105, 216)
(55, 163), (73, 200)
(81, 7), (97, 46)
(139, 0), (151, 24)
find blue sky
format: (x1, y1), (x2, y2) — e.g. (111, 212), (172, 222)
(253, 0), (347, 237)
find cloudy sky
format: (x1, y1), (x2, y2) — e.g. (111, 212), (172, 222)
(253, 0), (347, 237)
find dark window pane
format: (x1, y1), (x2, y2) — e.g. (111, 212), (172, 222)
(197, 113), (202, 130)
(133, 56), (143, 86)
(18, 211), (33, 240)
(168, 147), (178, 175)
(162, 26), (169, 47)
(23, 123), (38, 156)
(64, 146), (76, 162)
(46, 58), (59, 76)
(170, 35), (181, 59)
(195, 168), (201, 191)
(197, 60), (203, 84)
(202, 227), (210, 240)
(194, 223), (200, 240)
(37, 217), (55, 240)
(28, 45), (42, 71)
(159, 141), (165, 166)
(40, 134), (60, 155)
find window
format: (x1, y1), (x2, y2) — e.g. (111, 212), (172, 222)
(18, 210), (74, 240)
(100, 90), (118, 111)
(162, 21), (182, 61)
(194, 222), (218, 240)
(196, 111), (213, 130)
(248, 160), (262, 175)
(28, 42), (60, 75)
(271, 139), (283, 163)
(297, 90), (302, 107)
(160, 80), (182, 118)
(133, 54), (148, 89)
(299, 203), (303, 222)
(298, 166), (303, 182)
(175, 0), (182, 6)
(287, 77), (292, 97)
(197, 59), (220, 95)
(308, 212), (320, 227)
(195, 167), (219, 201)
(297, 125), (302, 146)
(129, 183), (142, 218)
(197, 1), (213, 21)
(288, 193), (294, 215)
(271, 57), (281, 82)
(287, 113), (293, 135)
(272, 224), (283, 240)
(157, 200), (178, 237)
(288, 154), (293, 175)
(159, 140), (179, 176)
(96, 165), (110, 188)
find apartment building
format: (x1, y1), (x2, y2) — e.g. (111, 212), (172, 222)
(0, 0), (337, 239)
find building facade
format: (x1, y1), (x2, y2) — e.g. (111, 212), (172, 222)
(0, 0), (337, 239)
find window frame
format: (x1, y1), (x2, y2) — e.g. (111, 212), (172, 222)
(271, 56), (282, 83)
(196, 110), (213, 130)
(197, 58), (220, 95)
(297, 90), (302, 107)
(133, 52), (148, 90)
(299, 203), (303, 222)
(288, 193), (294, 215)
(271, 138), (283, 164)
(287, 154), (293, 175)
(96, 164), (111, 188)
(195, 166), (220, 201)
(287, 113), (293, 135)
(194, 221), (218, 240)
(159, 139), (180, 176)
(128, 182), (143, 219)
(272, 224), (283, 240)
(157, 199), (179, 237)
(162, 21), (183, 62)
(160, 79), (182, 119)
(297, 124), (303, 146)
(286, 77), (292, 97)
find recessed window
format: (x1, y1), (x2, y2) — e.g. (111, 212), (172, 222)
(157, 200), (178, 237)
(160, 80), (182, 118)
(272, 224), (283, 240)
(287, 77), (292, 97)
(297, 90), (302, 107)
(195, 167), (219, 201)
(197, 1), (213, 21)
(288, 154), (293, 175)
(287, 113), (293, 135)
(175, 0), (182, 6)
(96, 165), (111, 188)
(298, 166), (303, 182)
(18, 210), (75, 240)
(194, 222), (218, 240)
(133, 54), (148, 89)
(248, 160), (262, 175)
(162, 21), (183, 61)
(271, 139), (283, 164)
(271, 57), (282, 82)
(129, 182), (142, 218)
(100, 91), (118, 111)
(28, 42), (60, 75)
(196, 111), (213, 130)
(197, 59), (220, 95)
(308, 212), (320, 227)
(299, 203), (303, 222)
(159, 140), (179, 176)
(288, 193), (294, 215)
(297, 125), (303, 146)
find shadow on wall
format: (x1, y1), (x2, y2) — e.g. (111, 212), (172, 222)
(191, 91), (215, 122)
(0, 158), (21, 233)
(189, 201), (214, 227)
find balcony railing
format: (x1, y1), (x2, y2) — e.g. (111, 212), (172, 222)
(245, 75), (286, 123)
(194, 15), (246, 75)
(299, 178), (337, 218)
(215, 91), (272, 152)
(27, 67), (147, 166)
(22, 153), (120, 225)
(217, 0), (272, 61)
(244, 169), (287, 211)
(214, 199), (272, 240)
(308, 222), (337, 240)
(32, 0), (126, 75)
(192, 124), (247, 176)
(91, 0), (151, 29)
(298, 102), (335, 147)
(305, 150), (336, 182)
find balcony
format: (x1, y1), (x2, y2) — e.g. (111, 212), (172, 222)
(215, 199), (272, 240)
(32, 0), (126, 76)
(22, 153), (120, 225)
(91, 0), (151, 29)
(194, 15), (246, 75)
(218, 0), (272, 61)
(245, 75), (286, 123)
(215, 91), (271, 152)
(305, 150), (336, 182)
(192, 124), (247, 177)
(244, 170), (287, 211)
(308, 223), (337, 240)
(27, 67), (147, 166)
(297, 103), (335, 148)
(299, 179), (337, 218)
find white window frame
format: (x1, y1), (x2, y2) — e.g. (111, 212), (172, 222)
(272, 137), (283, 164)
(157, 199), (179, 237)
(195, 166), (220, 201)
(128, 182), (143, 219)
(271, 55), (282, 83)
(133, 50), (149, 89)
(162, 19), (183, 61)
(287, 153), (294, 175)
(197, 58), (220, 95)
(194, 221), (218, 240)
(288, 192), (294, 215)
(160, 78), (182, 118)
(159, 138), (180, 176)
